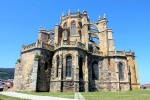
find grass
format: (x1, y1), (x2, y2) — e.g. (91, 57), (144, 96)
(81, 90), (150, 100)
(17, 90), (150, 100)
(0, 94), (28, 100)
(18, 91), (74, 99)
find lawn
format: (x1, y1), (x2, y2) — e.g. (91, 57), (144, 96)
(0, 94), (28, 100)
(18, 91), (74, 99)
(81, 90), (150, 100)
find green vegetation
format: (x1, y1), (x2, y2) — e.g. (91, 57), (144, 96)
(0, 68), (14, 79)
(17, 59), (21, 63)
(18, 91), (74, 99)
(35, 54), (41, 58)
(0, 94), (28, 100)
(81, 90), (150, 100)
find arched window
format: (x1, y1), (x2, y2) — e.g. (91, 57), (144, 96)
(64, 30), (68, 38)
(44, 62), (48, 70)
(92, 61), (99, 80)
(56, 57), (59, 77)
(118, 62), (124, 80)
(63, 22), (67, 28)
(66, 56), (72, 77)
(71, 22), (76, 35)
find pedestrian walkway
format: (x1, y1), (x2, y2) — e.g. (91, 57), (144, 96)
(74, 92), (85, 100)
(0, 91), (75, 100)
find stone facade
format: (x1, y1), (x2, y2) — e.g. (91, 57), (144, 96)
(13, 10), (140, 92)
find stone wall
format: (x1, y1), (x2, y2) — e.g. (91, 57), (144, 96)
(36, 50), (53, 92)
(13, 63), (22, 91)
(127, 55), (140, 90)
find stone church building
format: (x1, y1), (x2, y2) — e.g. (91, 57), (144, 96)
(13, 10), (140, 92)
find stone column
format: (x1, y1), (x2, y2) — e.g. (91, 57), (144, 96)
(13, 63), (22, 91)
(84, 56), (89, 92)
(74, 53), (79, 92)
(115, 60), (120, 91)
(59, 54), (63, 92)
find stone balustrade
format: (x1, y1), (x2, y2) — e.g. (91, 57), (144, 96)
(126, 52), (135, 56)
(77, 42), (85, 49)
(54, 41), (86, 50)
(109, 51), (126, 56)
(116, 51), (125, 55)
(42, 42), (54, 51)
(22, 41), (54, 52)
(61, 12), (80, 21)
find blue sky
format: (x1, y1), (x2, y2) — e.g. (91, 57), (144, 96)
(0, 0), (150, 85)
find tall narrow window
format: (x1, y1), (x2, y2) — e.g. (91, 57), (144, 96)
(79, 57), (83, 79)
(71, 22), (76, 35)
(56, 57), (59, 77)
(66, 56), (72, 77)
(64, 30), (68, 38)
(119, 62), (124, 80)
(45, 62), (48, 70)
(92, 61), (99, 80)
(63, 22), (67, 28)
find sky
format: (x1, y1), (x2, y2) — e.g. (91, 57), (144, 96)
(0, 0), (150, 85)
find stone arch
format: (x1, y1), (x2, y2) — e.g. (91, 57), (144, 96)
(63, 22), (67, 28)
(78, 21), (82, 28)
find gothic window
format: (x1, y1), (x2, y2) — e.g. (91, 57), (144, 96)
(78, 21), (82, 28)
(44, 62), (48, 70)
(63, 22), (67, 28)
(64, 30), (68, 38)
(66, 56), (72, 77)
(56, 57), (59, 77)
(118, 62), (124, 80)
(71, 21), (76, 35)
(92, 61), (99, 80)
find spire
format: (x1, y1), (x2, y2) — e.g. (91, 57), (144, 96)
(104, 13), (106, 18)
(88, 15), (90, 19)
(82, 10), (84, 13)
(68, 9), (70, 15)
(39, 25), (41, 30)
(98, 15), (101, 20)
(62, 12), (64, 16)
(78, 8), (80, 12)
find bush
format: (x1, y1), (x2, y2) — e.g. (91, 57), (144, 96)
(17, 59), (21, 63)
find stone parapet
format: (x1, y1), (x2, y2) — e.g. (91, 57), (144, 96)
(22, 41), (54, 52)
(54, 41), (86, 50)
(109, 51), (126, 57)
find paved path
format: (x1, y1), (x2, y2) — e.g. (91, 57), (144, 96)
(74, 92), (85, 100)
(0, 91), (75, 100)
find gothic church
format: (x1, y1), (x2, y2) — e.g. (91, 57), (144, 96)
(14, 10), (140, 92)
